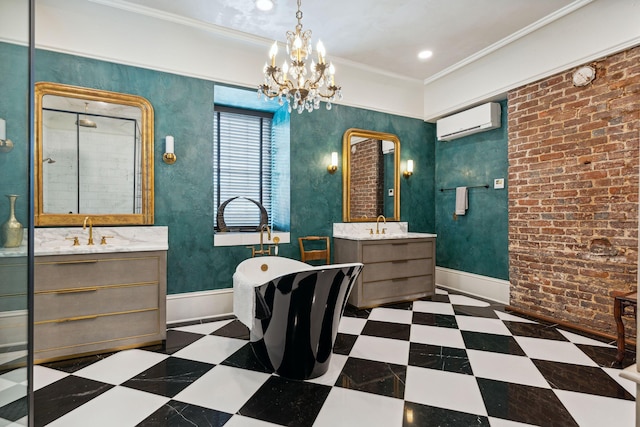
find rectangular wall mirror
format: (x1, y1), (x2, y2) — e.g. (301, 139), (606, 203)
(35, 82), (154, 226)
(342, 128), (400, 222)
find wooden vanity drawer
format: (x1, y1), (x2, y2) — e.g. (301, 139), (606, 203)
(362, 240), (433, 263)
(35, 283), (160, 322)
(362, 258), (433, 283)
(362, 275), (434, 303)
(35, 309), (162, 360)
(35, 252), (162, 291)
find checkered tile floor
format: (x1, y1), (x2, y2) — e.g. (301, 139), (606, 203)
(0, 288), (636, 426)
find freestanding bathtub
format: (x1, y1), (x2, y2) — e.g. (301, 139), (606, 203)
(233, 256), (363, 380)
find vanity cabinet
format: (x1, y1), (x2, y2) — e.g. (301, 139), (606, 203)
(334, 237), (435, 308)
(34, 250), (166, 363)
(0, 256), (28, 349)
(0, 256), (28, 312)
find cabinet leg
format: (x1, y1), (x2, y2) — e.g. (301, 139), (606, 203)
(614, 297), (625, 366)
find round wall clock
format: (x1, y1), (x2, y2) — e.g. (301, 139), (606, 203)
(572, 66), (596, 87)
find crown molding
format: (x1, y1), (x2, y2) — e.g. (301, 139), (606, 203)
(422, 0), (595, 86)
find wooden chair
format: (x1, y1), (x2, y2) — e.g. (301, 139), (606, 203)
(298, 236), (330, 265)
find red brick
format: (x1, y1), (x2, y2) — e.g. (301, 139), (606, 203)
(508, 46), (639, 339)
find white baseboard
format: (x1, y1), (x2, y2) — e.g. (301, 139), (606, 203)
(3, 271), (509, 341)
(165, 268), (511, 326)
(436, 267), (510, 305)
(166, 288), (234, 325)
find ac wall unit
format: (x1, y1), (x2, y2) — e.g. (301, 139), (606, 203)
(436, 102), (501, 141)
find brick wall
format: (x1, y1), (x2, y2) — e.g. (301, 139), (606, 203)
(350, 138), (383, 218)
(508, 46), (640, 338)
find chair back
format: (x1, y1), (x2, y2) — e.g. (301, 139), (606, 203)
(298, 236), (330, 265)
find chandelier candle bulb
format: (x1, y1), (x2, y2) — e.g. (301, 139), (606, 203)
(270, 42), (278, 66)
(0, 119), (5, 140)
(330, 63), (335, 86)
(317, 41), (325, 63)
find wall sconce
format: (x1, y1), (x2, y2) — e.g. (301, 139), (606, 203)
(0, 119), (14, 153)
(327, 151), (338, 174)
(163, 135), (176, 164)
(403, 159), (414, 178)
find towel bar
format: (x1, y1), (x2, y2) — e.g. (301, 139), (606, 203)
(439, 184), (489, 192)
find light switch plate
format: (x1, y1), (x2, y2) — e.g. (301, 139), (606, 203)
(494, 178), (504, 189)
(388, 189), (394, 197)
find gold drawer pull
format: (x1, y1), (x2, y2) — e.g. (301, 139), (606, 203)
(53, 259), (99, 265)
(56, 287), (99, 294)
(56, 315), (99, 323)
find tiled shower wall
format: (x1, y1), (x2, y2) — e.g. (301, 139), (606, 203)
(43, 126), (140, 214)
(508, 46), (640, 338)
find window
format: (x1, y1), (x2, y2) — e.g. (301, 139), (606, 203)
(213, 106), (273, 231)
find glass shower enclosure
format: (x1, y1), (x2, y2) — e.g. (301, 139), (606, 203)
(0, 0), (35, 425)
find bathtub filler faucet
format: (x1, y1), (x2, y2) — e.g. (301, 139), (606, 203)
(248, 224), (273, 257)
(83, 216), (94, 245)
(376, 215), (387, 234)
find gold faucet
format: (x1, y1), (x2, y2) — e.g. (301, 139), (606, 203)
(260, 224), (271, 248)
(83, 216), (94, 245)
(376, 215), (387, 234)
(248, 224), (272, 257)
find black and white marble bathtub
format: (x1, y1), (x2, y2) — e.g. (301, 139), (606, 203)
(233, 256), (363, 380)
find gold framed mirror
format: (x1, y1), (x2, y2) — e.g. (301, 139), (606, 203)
(342, 128), (400, 222)
(35, 82), (154, 226)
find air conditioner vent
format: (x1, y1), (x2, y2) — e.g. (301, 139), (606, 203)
(436, 102), (501, 141)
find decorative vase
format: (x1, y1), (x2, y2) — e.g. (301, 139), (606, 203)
(1, 194), (24, 248)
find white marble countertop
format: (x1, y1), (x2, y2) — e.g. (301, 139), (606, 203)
(35, 226), (168, 256)
(0, 244), (27, 258)
(0, 226), (169, 257)
(333, 232), (437, 241)
(332, 222), (436, 240)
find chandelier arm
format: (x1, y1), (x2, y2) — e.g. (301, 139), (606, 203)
(267, 69), (295, 92)
(306, 70), (326, 89)
(316, 87), (339, 100)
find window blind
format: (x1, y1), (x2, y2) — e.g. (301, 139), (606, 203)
(213, 107), (273, 231)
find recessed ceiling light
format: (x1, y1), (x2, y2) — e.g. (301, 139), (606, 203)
(418, 50), (433, 60)
(256, 0), (274, 11)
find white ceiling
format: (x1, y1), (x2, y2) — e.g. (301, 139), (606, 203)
(118, 0), (578, 81)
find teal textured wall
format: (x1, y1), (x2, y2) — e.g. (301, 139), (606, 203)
(26, 47), (435, 294)
(0, 43), (30, 224)
(434, 100), (509, 280)
(0, 42), (30, 313)
(288, 105), (435, 238)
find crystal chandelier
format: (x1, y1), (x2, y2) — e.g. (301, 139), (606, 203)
(257, 0), (342, 114)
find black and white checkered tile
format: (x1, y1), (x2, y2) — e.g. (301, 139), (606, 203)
(0, 289), (636, 426)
